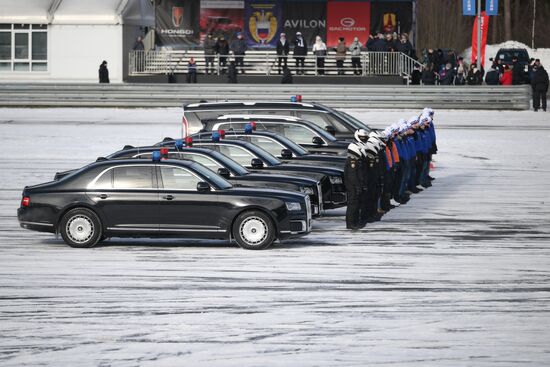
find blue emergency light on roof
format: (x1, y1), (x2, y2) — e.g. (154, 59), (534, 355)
(290, 95), (297, 102)
(152, 150), (162, 162)
(244, 123), (253, 134)
(175, 139), (184, 149)
(212, 131), (220, 142)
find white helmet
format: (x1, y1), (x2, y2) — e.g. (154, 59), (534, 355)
(347, 143), (363, 158)
(364, 140), (379, 156)
(354, 129), (369, 143)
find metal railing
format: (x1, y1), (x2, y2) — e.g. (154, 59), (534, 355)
(129, 50), (423, 79)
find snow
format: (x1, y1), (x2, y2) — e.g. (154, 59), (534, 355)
(462, 40), (550, 68)
(1, 108), (550, 366)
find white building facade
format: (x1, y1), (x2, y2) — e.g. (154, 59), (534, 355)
(0, 0), (154, 83)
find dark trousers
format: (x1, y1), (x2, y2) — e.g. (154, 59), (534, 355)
(204, 56), (214, 74)
(277, 55), (287, 73)
(317, 57), (325, 75)
(533, 89), (547, 110)
(295, 57), (305, 74)
(336, 60), (344, 75)
(346, 189), (362, 229)
(186, 72), (197, 83)
(219, 57), (227, 73)
(235, 55), (244, 73)
(351, 57), (361, 75)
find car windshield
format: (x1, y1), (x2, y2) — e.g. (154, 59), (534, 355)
(190, 162), (233, 189)
(330, 108), (371, 130)
(271, 135), (309, 155)
(239, 143), (282, 165)
(498, 50), (529, 62)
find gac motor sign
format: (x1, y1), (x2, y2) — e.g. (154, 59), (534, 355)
(326, 1), (370, 47)
(340, 17), (355, 28)
(329, 17), (366, 32)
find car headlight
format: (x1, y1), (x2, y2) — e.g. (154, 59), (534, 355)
(300, 186), (315, 195)
(329, 176), (343, 184)
(285, 202), (302, 211)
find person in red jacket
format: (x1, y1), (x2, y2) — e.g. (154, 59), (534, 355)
(500, 65), (513, 85)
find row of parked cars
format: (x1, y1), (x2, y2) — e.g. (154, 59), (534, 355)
(18, 100), (373, 250)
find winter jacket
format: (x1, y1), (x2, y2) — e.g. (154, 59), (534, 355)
(276, 39), (290, 55)
(349, 40), (362, 56)
(203, 37), (216, 55)
(512, 61), (524, 85)
(312, 40), (327, 56)
(421, 69), (436, 85)
(485, 69), (500, 85)
(335, 42), (346, 61)
(500, 70), (513, 85)
(230, 38), (247, 55)
(467, 69), (482, 85)
(214, 40), (229, 56)
(395, 40), (413, 57)
(99, 64), (109, 83)
(293, 37), (308, 56)
(531, 67), (549, 92)
(371, 38), (388, 52)
(439, 67), (456, 85)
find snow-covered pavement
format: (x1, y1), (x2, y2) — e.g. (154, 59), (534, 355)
(0, 108), (549, 366)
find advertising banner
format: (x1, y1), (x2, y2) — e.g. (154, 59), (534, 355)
(485, 0), (498, 16)
(370, 1), (413, 36)
(327, 1), (370, 47)
(463, 0), (476, 16)
(471, 11), (490, 66)
(244, 0), (282, 48)
(156, 0), (201, 46)
(282, 1), (327, 47)
(200, 0), (244, 43)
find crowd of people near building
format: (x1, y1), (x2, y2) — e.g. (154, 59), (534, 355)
(345, 108), (437, 230)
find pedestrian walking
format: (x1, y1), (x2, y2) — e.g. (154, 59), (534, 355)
(293, 32), (307, 75)
(276, 33), (290, 74)
(99, 60), (109, 83)
(531, 60), (549, 112)
(312, 36), (327, 75)
(349, 37), (362, 75)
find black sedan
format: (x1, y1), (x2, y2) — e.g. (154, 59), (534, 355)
(18, 158), (311, 250)
(191, 130), (346, 168)
(104, 146), (324, 216)
(158, 138), (347, 209)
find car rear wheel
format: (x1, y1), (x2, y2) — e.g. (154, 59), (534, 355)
(233, 210), (275, 250)
(60, 208), (102, 248)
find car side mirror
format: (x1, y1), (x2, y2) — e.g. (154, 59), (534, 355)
(281, 149), (292, 159)
(196, 181), (211, 192)
(324, 125), (336, 136)
(312, 136), (324, 146)
(217, 167), (230, 178)
(251, 158), (264, 169)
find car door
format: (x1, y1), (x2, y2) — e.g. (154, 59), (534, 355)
(157, 165), (223, 234)
(88, 165), (159, 232)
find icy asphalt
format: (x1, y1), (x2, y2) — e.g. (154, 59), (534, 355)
(0, 108), (549, 366)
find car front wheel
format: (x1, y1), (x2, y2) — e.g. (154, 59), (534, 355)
(233, 210), (275, 250)
(59, 208), (103, 248)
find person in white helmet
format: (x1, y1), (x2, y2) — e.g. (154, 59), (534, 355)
(360, 136), (383, 225)
(344, 137), (367, 230)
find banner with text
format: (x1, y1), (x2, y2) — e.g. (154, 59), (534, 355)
(156, 0), (200, 46)
(463, 0), (476, 15)
(244, 0), (282, 48)
(282, 1), (327, 47)
(327, 1), (370, 48)
(485, 0), (498, 16)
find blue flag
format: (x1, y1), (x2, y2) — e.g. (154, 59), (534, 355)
(463, 0), (476, 15)
(486, 0), (498, 15)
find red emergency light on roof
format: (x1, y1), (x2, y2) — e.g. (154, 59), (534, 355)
(250, 121), (257, 131)
(185, 136), (193, 147)
(218, 129), (225, 138)
(296, 95), (302, 102)
(160, 147), (169, 156)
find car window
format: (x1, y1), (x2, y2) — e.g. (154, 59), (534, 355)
(283, 124), (319, 145)
(180, 153), (223, 172)
(218, 145), (256, 166)
(113, 166), (154, 189)
(298, 111), (348, 133)
(160, 166), (200, 190)
(91, 170), (113, 189)
(248, 136), (286, 156)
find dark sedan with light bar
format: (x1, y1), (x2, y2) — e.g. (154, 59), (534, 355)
(18, 156), (311, 250)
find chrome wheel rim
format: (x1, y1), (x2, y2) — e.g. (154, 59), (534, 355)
(240, 217), (268, 246)
(66, 215), (94, 244)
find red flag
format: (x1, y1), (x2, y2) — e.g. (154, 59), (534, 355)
(471, 11), (490, 66)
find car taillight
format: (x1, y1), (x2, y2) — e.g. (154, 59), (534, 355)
(21, 196), (30, 207)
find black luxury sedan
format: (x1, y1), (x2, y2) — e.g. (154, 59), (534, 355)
(183, 100), (372, 140)
(157, 138), (347, 208)
(18, 157), (312, 250)
(191, 130), (346, 168)
(102, 145), (324, 216)
(200, 115), (348, 155)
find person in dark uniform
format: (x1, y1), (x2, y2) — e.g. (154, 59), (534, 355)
(344, 143), (365, 230)
(99, 60), (109, 83)
(293, 32), (307, 75)
(531, 60), (549, 112)
(361, 138), (381, 225)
